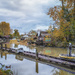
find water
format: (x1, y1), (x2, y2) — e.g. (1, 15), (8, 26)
(7, 43), (75, 57)
(0, 43), (75, 75)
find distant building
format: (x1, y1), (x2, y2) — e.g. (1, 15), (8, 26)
(39, 31), (50, 37)
(37, 31), (51, 41)
(28, 33), (37, 38)
(21, 35), (29, 40)
(36, 31), (51, 45)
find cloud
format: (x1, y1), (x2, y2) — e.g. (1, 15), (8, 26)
(0, 0), (61, 34)
(34, 25), (49, 31)
(0, 8), (25, 17)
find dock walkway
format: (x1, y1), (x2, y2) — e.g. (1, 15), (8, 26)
(0, 47), (75, 70)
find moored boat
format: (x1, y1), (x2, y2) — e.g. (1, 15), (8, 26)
(59, 54), (75, 59)
(59, 43), (75, 60)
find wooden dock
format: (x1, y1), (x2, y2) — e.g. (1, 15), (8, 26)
(0, 45), (75, 70)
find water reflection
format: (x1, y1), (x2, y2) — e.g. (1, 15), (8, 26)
(0, 43), (75, 75)
(0, 51), (7, 60)
(0, 50), (75, 75)
(9, 44), (75, 57)
(5, 53), (7, 60)
(1, 52), (3, 58)
(53, 69), (72, 75)
(14, 44), (18, 48)
(15, 55), (23, 61)
(36, 60), (39, 73)
(4, 43), (75, 57)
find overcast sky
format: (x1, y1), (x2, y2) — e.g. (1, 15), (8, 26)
(0, 0), (61, 34)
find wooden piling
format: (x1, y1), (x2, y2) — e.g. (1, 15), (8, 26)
(5, 53), (7, 60)
(1, 43), (3, 49)
(5, 44), (7, 50)
(36, 49), (38, 60)
(1, 52), (3, 58)
(69, 43), (72, 56)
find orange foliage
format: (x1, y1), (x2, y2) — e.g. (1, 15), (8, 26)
(48, 0), (75, 41)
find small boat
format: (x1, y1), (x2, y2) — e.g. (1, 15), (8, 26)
(59, 54), (75, 59)
(59, 43), (75, 60)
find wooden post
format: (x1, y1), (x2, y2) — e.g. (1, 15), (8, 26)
(5, 53), (7, 60)
(1, 52), (3, 58)
(1, 43), (3, 49)
(36, 49), (38, 60)
(69, 43), (72, 56)
(5, 44), (7, 50)
(0, 43), (1, 48)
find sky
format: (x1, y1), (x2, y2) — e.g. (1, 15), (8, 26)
(0, 0), (61, 34)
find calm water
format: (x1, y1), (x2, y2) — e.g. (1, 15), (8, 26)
(0, 43), (75, 75)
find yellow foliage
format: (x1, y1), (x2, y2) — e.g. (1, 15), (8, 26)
(48, 0), (75, 41)
(0, 22), (10, 36)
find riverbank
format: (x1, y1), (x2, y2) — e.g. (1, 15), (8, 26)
(9, 39), (75, 48)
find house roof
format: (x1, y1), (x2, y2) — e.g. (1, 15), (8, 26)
(40, 31), (48, 34)
(23, 35), (28, 37)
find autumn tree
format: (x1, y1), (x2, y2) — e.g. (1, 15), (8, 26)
(0, 22), (11, 36)
(0, 29), (2, 35)
(48, 0), (75, 42)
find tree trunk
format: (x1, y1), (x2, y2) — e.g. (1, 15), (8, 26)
(62, 0), (64, 10)
(74, 0), (75, 20)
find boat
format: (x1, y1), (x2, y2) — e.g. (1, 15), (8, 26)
(59, 43), (75, 60)
(59, 54), (75, 59)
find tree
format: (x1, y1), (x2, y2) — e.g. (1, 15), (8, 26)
(48, 0), (75, 41)
(60, 0), (75, 40)
(28, 30), (37, 41)
(13, 29), (19, 38)
(0, 22), (10, 36)
(0, 29), (3, 35)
